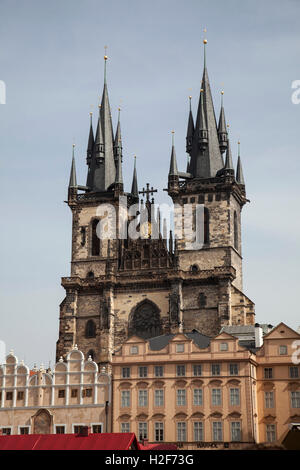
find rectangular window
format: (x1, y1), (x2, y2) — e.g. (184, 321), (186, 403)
(265, 391), (274, 408)
(58, 389), (65, 398)
(279, 345), (287, 355)
(229, 363), (239, 376)
(138, 390), (148, 407)
(2, 428), (11, 435)
(92, 424), (102, 433)
(291, 391), (300, 408)
(6, 392), (13, 400)
(264, 368), (273, 379)
(73, 425), (85, 434)
(130, 346), (138, 355)
(231, 421), (241, 442)
(154, 366), (164, 377)
(177, 422), (187, 441)
(82, 388), (92, 398)
(138, 422), (148, 441)
(121, 390), (130, 408)
(193, 421), (204, 441)
(139, 366), (148, 378)
(266, 424), (276, 442)
(212, 388), (222, 406)
(176, 344), (184, 353)
(177, 389), (186, 406)
(176, 365), (186, 377)
(56, 426), (65, 434)
(71, 389), (78, 398)
(193, 364), (202, 377)
(154, 389), (164, 407)
(121, 422), (130, 433)
(122, 367), (130, 378)
(289, 366), (299, 378)
(193, 388), (203, 406)
(230, 388), (240, 406)
(19, 427), (29, 435)
(17, 391), (24, 400)
(154, 422), (164, 442)
(212, 421), (223, 442)
(211, 364), (221, 376)
(220, 342), (228, 351)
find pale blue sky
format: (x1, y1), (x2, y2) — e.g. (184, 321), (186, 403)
(0, 0), (299, 367)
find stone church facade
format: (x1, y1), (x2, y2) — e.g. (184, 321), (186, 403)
(56, 46), (255, 367)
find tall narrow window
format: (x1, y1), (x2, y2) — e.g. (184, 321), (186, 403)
(91, 219), (100, 256)
(234, 211), (238, 250)
(85, 320), (96, 338)
(204, 207), (209, 244)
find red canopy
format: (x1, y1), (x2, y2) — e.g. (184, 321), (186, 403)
(0, 433), (138, 450)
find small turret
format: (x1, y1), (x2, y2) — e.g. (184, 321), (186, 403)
(236, 141), (245, 186)
(186, 96), (194, 154)
(217, 91), (228, 154)
(168, 131), (179, 195)
(131, 156), (139, 201)
(68, 144), (78, 201)
(86, 112), (94, 166)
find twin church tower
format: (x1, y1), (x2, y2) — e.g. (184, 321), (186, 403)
(56, 43), (255, 366)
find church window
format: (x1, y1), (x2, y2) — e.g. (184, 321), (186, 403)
(80, 227), (86, 246)
(91, 219), (100, 256)
(234, 211), (238, 250)
(129, 300), (162, 340)
(85, 320), (96, 338)
(204, 207), (209, 243)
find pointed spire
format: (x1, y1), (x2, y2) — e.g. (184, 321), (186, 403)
(86, 112), (94, 166)
(189, 38), (224, 178)
(87, 54), (116, 192)
(114, 107), (122, 163)
(169, 131), (178, 176)
(186, 96), (194, 154)
(131, 155), (139, 199)
(236, 141), (245, 185)
(217, 91), (228, 154)
(69, 144), (77, 188)
(224, 139), (234, 171)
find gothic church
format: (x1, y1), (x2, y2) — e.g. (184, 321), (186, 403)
(56, 44), (255, 367)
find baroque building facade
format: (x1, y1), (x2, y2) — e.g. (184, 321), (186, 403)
(56, 43), (255, 367)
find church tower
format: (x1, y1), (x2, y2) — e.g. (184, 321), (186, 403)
(56, 45), (254, 367)
(167, 38), (254, 334)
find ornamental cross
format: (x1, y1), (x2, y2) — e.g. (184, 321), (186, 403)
(139, 183), (158, 202)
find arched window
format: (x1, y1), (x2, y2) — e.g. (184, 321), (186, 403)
(85, 320), (96, 338)
(91, 219), (100, 256)
(204, 207), (209, 244)
(128, 300), (162, 340)
(234, 211), (238, 250)
(87, 271), (94, 279)
(87, 350), (95, 361)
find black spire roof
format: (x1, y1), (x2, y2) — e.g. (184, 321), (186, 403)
(69, 145), (77, 188)
(187, 42), (225, 179)
(168, 132), (178, 177)
(131, 156), (139, 199)
(87, 57), (116, 192)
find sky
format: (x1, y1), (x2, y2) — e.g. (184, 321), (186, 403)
(0, 0), (299, 368)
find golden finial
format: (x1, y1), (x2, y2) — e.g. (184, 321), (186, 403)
(203, 28), (207, 44)
(72, 143), (75, 148)
(200, 88), (204, 93)
(104, 45), (108, 60)
(221, 90), (224, 95)
(89, 111), (93, 116)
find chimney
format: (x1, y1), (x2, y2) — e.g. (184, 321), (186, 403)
(142, 438), (149, 446)
(255, 323), (263, 348)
